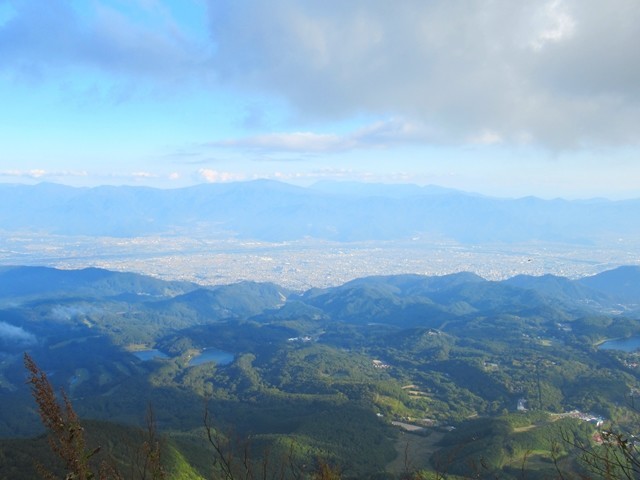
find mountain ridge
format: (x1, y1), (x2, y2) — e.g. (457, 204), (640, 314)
(2, 180), (639, 243)
(3, 264), (640, 478)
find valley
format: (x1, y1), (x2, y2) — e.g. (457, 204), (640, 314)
(1, 232), (637, 290)
(2, 265), (640, 478)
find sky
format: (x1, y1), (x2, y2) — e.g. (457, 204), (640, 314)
(0, 0), (639, 199)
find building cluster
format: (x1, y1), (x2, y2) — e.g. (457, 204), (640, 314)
(2, 233), (629, 291)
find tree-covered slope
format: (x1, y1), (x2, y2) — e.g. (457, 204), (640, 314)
(2, 265), (640, 478)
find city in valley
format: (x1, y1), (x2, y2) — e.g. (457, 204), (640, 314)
(2, 231), (638, 290)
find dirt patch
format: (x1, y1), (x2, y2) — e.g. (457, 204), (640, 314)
(513, 424), (537, 433)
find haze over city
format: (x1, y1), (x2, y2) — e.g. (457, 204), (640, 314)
(1, 0), (639, 199)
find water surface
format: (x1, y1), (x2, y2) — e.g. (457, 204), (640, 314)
(132, 349), (169, 361)
(189, 348), (234, 366)
(599, 336), (640, 352)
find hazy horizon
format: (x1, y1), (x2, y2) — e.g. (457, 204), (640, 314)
(2, 177), (640, 202)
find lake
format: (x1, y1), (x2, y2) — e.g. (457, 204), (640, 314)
(189, 348), (234, 366)
(132, 349), (169, 361)
(599, 336), (640, 352)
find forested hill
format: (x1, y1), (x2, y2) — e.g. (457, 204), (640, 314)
(1, 264), (639, 320)
(1, 180), (640, 243)
(2, 265), (640, 478)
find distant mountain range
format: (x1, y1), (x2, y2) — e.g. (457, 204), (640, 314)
(1, 180), (639, 243)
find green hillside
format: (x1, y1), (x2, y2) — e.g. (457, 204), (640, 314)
(2, 266), (640, 478)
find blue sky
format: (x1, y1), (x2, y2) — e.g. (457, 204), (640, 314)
(0, 0), (639, 198)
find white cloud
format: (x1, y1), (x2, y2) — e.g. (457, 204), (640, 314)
(270, 168), (419, 184)
(0, 169), (46, 178)
(0, 321), (36, 345)
(210, 118), (436, 154)
(27, 169), (45, 178)
(197, 168), (246, 183)
(3, 0), (638, 152)
(469, 131), (503, 146)
(0, 169), (88, 179)
(216, 132), (347, 152)
(530, 0), (577, 51)
(132, 171), (156, 178)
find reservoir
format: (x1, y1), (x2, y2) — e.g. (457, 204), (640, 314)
(132, 349), (169, 361)
(599, 336), (640, 352)
(189, 348), (234, 366)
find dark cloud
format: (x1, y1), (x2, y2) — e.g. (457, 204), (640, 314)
(207, 0), (640, 148)
(2, 1), (638, 150)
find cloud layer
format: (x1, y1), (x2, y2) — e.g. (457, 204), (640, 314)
(208, 0), (640, 148)
(1, 0), (638, 154)
(211, 119), (433, 153)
